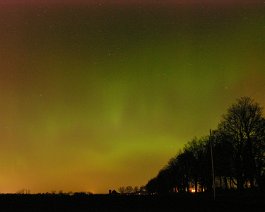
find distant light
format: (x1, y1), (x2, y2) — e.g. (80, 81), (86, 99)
(191, 188), (196, 193)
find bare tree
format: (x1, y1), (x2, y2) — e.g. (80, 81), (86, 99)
(125, 186), (133, 194)
(219, 97), (264, 190)
(118, 186), (126, 194)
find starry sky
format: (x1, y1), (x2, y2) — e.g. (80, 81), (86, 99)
(0, 1), (264, 193)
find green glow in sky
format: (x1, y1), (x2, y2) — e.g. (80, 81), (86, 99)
(0, 3), (264, 193)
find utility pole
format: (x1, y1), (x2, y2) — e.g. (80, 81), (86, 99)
(210, 129), (216, 201)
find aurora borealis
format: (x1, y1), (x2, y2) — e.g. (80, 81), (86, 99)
(0, 1), (264, 194)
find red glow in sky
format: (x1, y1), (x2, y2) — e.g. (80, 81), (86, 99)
(0, 0), (262, 6)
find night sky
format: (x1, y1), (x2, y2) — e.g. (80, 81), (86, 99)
(0, 1), (264, 193)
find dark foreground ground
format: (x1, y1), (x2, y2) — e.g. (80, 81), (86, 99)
(0, 192), (264, 212)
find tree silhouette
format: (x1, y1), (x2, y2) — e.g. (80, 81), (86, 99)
(146, 97), (265, 194)
(212, 131), (234, 190)
(218, 97), (264, 190)
(254, 118), (265, 190)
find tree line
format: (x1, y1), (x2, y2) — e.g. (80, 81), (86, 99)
(145, 97), (265, 194)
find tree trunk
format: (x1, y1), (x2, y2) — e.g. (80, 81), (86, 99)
(195, 178), (198, 193)
(224, 177), (228, 190)
(237, 175), (244, 191)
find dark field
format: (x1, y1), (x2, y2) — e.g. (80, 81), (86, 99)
(0, 192), (264, 212)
